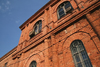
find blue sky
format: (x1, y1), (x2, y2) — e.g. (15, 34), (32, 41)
(0, 0), (49, 58)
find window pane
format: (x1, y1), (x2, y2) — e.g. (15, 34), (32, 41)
(32, 65), (36, 67)
(35, 26), (38, 33)
(66, 6), (72, 12)
(59, 8), (64, 12)
(81, 51), (88, 60)
(78, 44), (84, 51)
(39, 22), (42, 32)
(65, 3), (71, 9)
(58, 8), (65, 18)
(74, 54), (80, 62)
(84, 60), (92, 67)
(65, 2), (73, 13)
(30, 61), (37, 67)
(72, 47), (77, 54)
(5, 63), (7, 67)
(72, 41), (79, 47)
(77, 63), (82, 67)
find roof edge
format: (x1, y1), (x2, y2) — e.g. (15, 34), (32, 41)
(0, 46), (17, 62)
(19, 0), (59, 30)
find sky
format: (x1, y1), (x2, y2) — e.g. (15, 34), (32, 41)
(0, 0), (50, 58)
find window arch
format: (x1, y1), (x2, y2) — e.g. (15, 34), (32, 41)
(70, 40), (92, 67)
(34, 20), (42, 35)
(29, 61), (37, 67)
(29, 20), (42, 38)
(5, 62), (7, 67)
(57, 1), (73, 19)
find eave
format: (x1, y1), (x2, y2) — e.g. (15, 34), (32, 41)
(0, 46), (17, 62)
(19, 0), (60, 30)
(13, 1), (100, 59)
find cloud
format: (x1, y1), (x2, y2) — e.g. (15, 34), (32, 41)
(0, 1), (11, 12)
(6, 1), (10, 5)
(8, 12), (12, 14)
(5, 5), (10, 10)
(2, 3), (4, 5)
(15, 20), (20, 24)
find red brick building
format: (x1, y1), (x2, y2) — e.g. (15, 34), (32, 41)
(0, 0), (100, 67)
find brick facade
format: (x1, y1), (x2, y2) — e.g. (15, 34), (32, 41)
(0, 0), (100, 67)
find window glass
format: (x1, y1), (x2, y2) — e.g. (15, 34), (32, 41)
(81, 51), (88, 60)
(84, 60), (92, 67)
(58, 8), (65, 18)
(5, 63), (7, 67)
(65, 2), (72, 9)
(29, 61), (37, 67)
(35, 26), (38, 34)
(70, 40), (92, 67)
(72, 47), (77, 54)
(34, 20), (42, 35)
(57, 1), (73, 19)
(39, 22), (42, 32)
(77, 63), (82, 67)
(29, 20), (42, 38)
(74, 54), (80, 62)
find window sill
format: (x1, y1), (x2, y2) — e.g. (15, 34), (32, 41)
(57, 10), (77, 24)
(29, 31), (43, 43)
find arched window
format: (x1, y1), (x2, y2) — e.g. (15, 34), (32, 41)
(29, 61), (37, 67)
(34, 20), (42, 35)
(5, 62), (7, 67)
(57, 1), (73, 19)
(29, 20), (42, 38)
(70, 40), (92, 67)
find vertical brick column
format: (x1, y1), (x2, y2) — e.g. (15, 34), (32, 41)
(86, 13), (100, 39)
(49, 6), (52, 23)
(43, 10), (48, 34)
(86, 13), (100, 53)
(44, 39), (50, 67)
(19, 53), (24, 67)
(15, 58), (19, 67)
(51, 34), (59, 67)
(45, 10), (48, 25)
(86, 13), (95, 22)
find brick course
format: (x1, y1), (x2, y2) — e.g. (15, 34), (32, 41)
(0, 0), (100, 67)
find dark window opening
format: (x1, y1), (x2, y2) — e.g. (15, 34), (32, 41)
(57, 1), (73, 19)
(5, 62), (7, 67)
(29, 20), (42, 38)
(29, 61), (37, 67)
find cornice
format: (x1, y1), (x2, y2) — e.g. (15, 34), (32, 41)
(52, 1), (100, 34)
(0, 46), (17, 62)
(12, 1), (100, 59)
(19, 0), (60, 30)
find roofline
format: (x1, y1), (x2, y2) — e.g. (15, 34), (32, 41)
(0, 46), (17, 62)
(19, 0), (60, 30)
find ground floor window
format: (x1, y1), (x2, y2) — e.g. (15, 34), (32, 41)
(29, 61), (37, 67)
(70, 40), (92, 67)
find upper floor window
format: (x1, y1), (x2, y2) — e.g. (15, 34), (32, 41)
(70, 40), (92, 67)
(29, 61), (37, 67)
(57, 1), (73, 19)
(34, 20), (42, 35)
(29, 20), (42, 38)
(5, 62), (7, 67)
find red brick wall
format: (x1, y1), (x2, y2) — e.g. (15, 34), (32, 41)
(0, 0), (100, 67)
